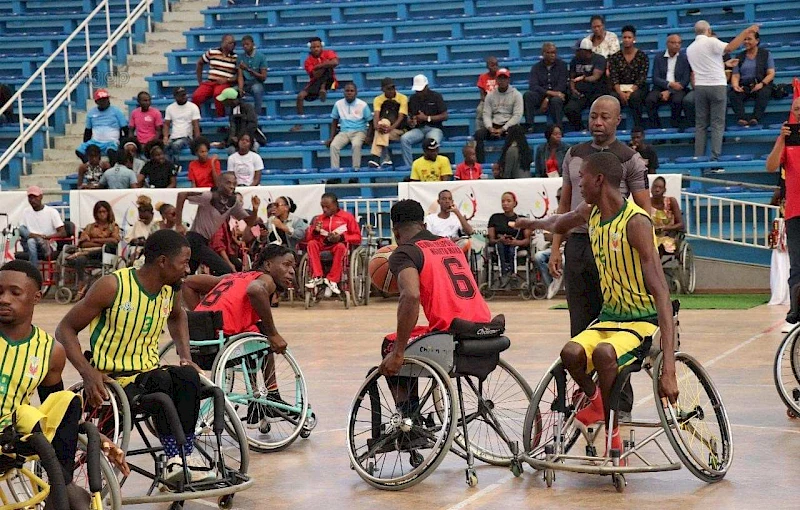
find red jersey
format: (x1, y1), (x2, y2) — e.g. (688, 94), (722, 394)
(194, 271), (263, 335)
(389, 231), (491, 332)
(455, 161), (482, 180)
(782, 146), (800, 220)
(304, 49), (338, 80)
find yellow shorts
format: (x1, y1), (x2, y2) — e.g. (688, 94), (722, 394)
(570, 321), (658, 374)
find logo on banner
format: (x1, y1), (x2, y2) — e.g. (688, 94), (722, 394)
(456, 188), (478, 221)
(531, 187), (551, 219)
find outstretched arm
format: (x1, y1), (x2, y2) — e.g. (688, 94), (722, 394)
(246, 275), (286, 353)
(512, 202), (591, 234)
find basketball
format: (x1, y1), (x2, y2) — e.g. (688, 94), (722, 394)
(369, 245), (399, 295)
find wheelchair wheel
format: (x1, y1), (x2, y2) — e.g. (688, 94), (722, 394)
(54, 286), (73, 305)
(679, 242), (696, 294)
(654, 351), (733, 483)
(349, 246), (370, 306)
(522, 359), (590, 459)
(452, 359), (533, 466)
(346, 357), (456, 490)
(479, 282), (495, 301)
(70, 434), (123, 510)
(70, 380), (131, 453)
(213, 335), (309, 452)
(194, 375), (250, 476)
(774, 327), (800, 417)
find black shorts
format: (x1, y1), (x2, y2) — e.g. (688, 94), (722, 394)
(303, 68), (335, 101)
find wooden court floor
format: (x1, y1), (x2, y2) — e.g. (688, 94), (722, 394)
(32, 295), (798, 510)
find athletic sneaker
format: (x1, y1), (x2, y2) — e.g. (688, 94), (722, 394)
(546, 276), (562, 299)
(381, 159), (393, 167)
(186, 454), (214, 482)
(324, 278), (341, 295)
(305, 276), (323, 289)
(165, 455), (188, 483)
(264, 391), (301, 422)
(368, 160), (381, 168)
(782, 321), (795, 334)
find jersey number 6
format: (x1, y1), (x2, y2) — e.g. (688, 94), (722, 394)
(443, 257), (476, 299)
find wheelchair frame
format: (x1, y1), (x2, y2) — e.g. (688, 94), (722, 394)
(478, 240), (542, 300)
(774, 323), (800, 418)
(661, 232), (695, 295)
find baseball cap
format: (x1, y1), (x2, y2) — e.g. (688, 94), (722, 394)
(215, 87), (239, 102)
(496, 68), (511, 78)
(424, 138), (439, 150)
(26, 185), (43, 197)
(412, 74), (429, 92)
(173, 87), (187, 96)
(93, 88), (109, 101)
(578, 38), (593, 51)
(380, 77), (395, 89)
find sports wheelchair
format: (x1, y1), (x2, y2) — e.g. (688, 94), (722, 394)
(297, 241), (365, 309)
(661, 233), (695, 295)
(478, 240), (544, 301)
(511, 301), (733, 491)
(11, 221), (76, 299)
(346, 317), (533, 490)
(774, 301), (800, 419)
(53, 240), (120, 305)
(159, 311), (316, 452)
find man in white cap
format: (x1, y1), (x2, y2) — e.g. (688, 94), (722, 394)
(564, 38), (608, 132)
(75, 88), (128, 164)
(472, 67), (524, 164)
(400, 74), (448, 168)
(18, 186), (66, 273)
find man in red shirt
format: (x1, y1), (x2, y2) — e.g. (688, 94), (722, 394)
(304, 192), (361, 296)
(475, 56), (499, 131)
(291, 37), (339, 132)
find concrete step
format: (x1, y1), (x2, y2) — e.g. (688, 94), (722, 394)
(53, 135), (84, 150)
(20, 172), (67, 193)
(145, 30), (187, 45)
(43, 148), (81, 162)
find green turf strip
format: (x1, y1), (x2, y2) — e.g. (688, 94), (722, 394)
(549, 294), (770, 310)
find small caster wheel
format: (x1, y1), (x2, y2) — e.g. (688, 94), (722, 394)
(218, 495), (234, 509)
(479, 283), (495, 301)
(259, 421), (271, 434)
(169, 502), (184, 510)
(409, 450), (424, 468)
(586, 445), (597, 457)
(300, 427), (312, 439)
(787, 408), (798, 419)
(55, 287), (73, 305)
(544, 468), (554, 487)
(466, 468), (478, 487)
(510, 460), (523, 477)
(304, 412), (318, 430)
(612, 473), (626, 493)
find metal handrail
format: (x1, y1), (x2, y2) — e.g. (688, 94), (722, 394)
(681, 191), (780, 250)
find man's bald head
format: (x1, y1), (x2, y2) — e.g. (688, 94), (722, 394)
(590, 95), (620, 117)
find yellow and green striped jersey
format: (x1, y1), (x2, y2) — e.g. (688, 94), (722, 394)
(0, 326), (54, 427)
(89, 267), (174, 373)
(588, 200), (657, 322)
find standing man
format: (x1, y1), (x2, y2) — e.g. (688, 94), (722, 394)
(608, 25), (649, 130)
(645, 34), (692, 129)
(368, 77), (407, 167)
(291, 37), (339, 132)
(239, 35), (268, 116)
(76, 89), (128, 163)
(524, 42), (568, 130)
(304, 193), (361, 296)
(162, 87), (202, 162)
(564, 39), (607, 132)
(686, 21), (758, 160)
(193, 34), (243, 118)
(400, 75), (448, 168)
(476, 56), (500, 131)
(410, 138), (453, 182)
(18, 186), (66, 273)
(325, 82), (371, 170)
(473, 68), (524, 164)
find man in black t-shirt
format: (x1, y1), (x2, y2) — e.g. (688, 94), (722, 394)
(138, 145), (178, 188)
(564, 38), (608, 132)
(629, 127), (659, 174)
(400, 74), (448, 167)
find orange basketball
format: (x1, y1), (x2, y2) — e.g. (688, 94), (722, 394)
(369, 245), (399, 295)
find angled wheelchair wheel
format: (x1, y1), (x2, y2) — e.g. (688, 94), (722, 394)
(452, 359), (533, 466)
(213, 335), (309, 453)
(679, 242), (696, 294)
(654, 352), (733, 483)
(194, 375), (250, 477)
(349, 246), (369, 306)
(347, 357), (456, 490)
(70, 380), (131, 453)
(775, 327), (800, 417)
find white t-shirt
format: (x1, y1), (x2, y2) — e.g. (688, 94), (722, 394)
(21, 206), (64, 236)
(165, 101), (201, 139)
(424, 212), (462, 240)
(686, 34), (728, 86)
(227, 151), (264, 186)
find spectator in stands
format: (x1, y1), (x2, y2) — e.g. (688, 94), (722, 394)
(476, 56), (500, 131)
(400, 75), (448, 168)
(65, 200), (120, 300)
(645, 34), (692, 129)
(156, 202), (187, 235)
(629, 127), (659, 173)
(124, 196), (159, 247)
(534, 125), (569, 178)
(193, 34), (243, 118)
(325, 82), (371, 170)
(138, 145), (178, 188)
(524, 42), (568, 130)
(129, 91), (163, 146)
(0, 83), (13, 124)
(608, 25), (649, 129)
(99, 152), (138, 189)
(492, 125), (533, 179)
(76, 144), (109, 189)
(729, 31), (775, 126)
(410, 138), (452, 182)
(424, 189), (474, 248)
(123, 141), (145, 173)
(474, 68), (524, 164)
(455, 145), (482, 180)
(368, 77), (407, 168)
(163, 87), (201, 162)
(564, 39), (607, 132)
(587, 15), (619, 58)
(18, 186), (66, 272)
(686, 21), (758, 160)
(188, 138), (220, 188)
(263, 196), (308, 251)
(226, 133), (263, 186)
(291, 37), (339, 132)
(488, 191), (531, 288)
(532, 187), (564, 299)
(210, 221), (243, 273)
(239, 34), (268, 116)
(650, 176), (684, 254)
(304, 192), (361, 296)
(76, 89), (128, 164)
(213, 87), (264, 153)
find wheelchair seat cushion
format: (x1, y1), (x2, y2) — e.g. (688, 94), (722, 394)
(456, 336), (510, 356)
(449, 314), (505, 340)
(186, 310), (224, 341)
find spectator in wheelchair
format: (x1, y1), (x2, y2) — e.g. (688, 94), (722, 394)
(424, 189), (474, 252)
(0, 260), (129, 508)
(649, 176), (684, 255)
(156, 202), (187, 235)
(512, 152), (678, 462)
(262, 196), (308, 251)
(19, 185), (66, 274)
(64, 201), (120, 301)
(182, 244), (297, 429)
(487, 192), (531, 289)
(124, 195), (159, 247)
(304, 192), (361, 296)
(56, 230), (212, 484)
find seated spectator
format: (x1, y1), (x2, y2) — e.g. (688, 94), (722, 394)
(65, 200), (120, 300)
(729, 31), (775, 126)
(19, 186), (66, 271)
(99, 152), (138, 189)
(487, 192), (531, 288)
(291, 37), (339, 132)
(209, 220), (243, 273)
(410, 138), (452, 182)
(263, 196), (308, 251)
(534, 125), (570, 177)
(76, 89), (128, 163)
(400, 75), (448, 167)
(645, 34), (691, 129)
(424, 189), (474, 251)
(213, 87), (265, 153)
(76, 144), (109, 189)
(325, 82), (371, 170)
(129, 91), (163, 146)
(474, 68), (525, 164)
(608, 25), (649, 130)
(587, 15), (619, 57)
(226, 133), (263, 186)
(368, 77), (407, 167)
(188, 138), (221, 187)
(239, 34), (268, 116)
(629, 127), (659, 174)
(491, 126), (533, 179)
(163, 87), (201, 162)
(564, 39), (608, 132)
(476, 56), (499, 131)
(192, 34), (242, 118)
(304, 192), (361, 296)
(455, 145), (482, 180)
(156, 202), (187, 235)
(524, 42), (568, 130)
(138, 145), (178, 188)
(122, 141), (145, 173)
(650, 176), (684, 254)
(124, 196), (159, 246)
